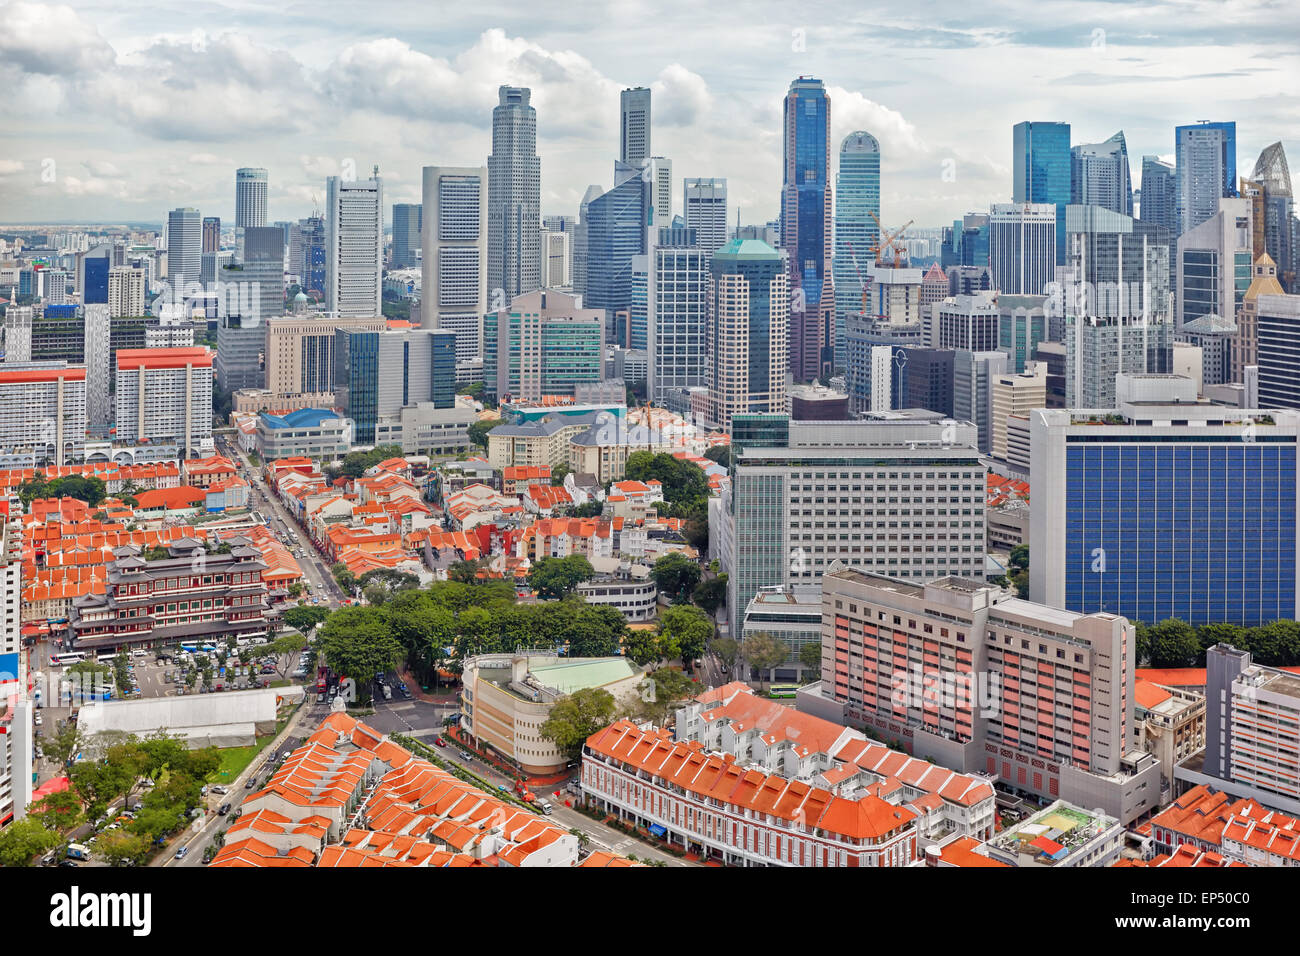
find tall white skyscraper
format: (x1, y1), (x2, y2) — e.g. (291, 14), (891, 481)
(326, 171), (383, 318)
(644, 233), (709, 405)
(683, 178), (728, 258)
(166, 207), (202, 292)
(989, 202), (1056, 296)
(620, 87), (651, 168)
(1070, 131), (1133, 216)
(235, 168), (268, 229)
(422, 165), (489, 365)
(650, 156), (672, 228)
(488, 87), (541, 301)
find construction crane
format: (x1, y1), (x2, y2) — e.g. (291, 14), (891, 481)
(868, 211), (914, 268)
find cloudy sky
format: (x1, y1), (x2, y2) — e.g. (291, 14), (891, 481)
(1, 0), (1296, 228)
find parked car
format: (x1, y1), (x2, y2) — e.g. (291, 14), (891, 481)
(211, 785), (228, 795)
(217, 803), (232, 815)
(245, 777), (258, 790)
(433, 737), (446, 748)
(175, 847), (188, 859)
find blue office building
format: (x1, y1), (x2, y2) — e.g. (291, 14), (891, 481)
(334, 328), (456, 444)
(1031, 391), (1300, 627)
(832, 131), (881, 372)
(1013, 121), (1071, 265)
(83, 258), (109, 305)
(583, 161), (652, 340)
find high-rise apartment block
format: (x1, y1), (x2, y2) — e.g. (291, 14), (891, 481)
(114, 347), (215, 458)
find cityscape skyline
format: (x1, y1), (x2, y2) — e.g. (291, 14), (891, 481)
(1, 1), (1297, 226)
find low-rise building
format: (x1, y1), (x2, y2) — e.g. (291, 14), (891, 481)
(574, 558), (656, 622)
(257, 408), (354, 460)
(985, 801), (1125, 868)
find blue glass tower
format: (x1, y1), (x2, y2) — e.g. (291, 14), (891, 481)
(781, 77), (834, 382)
(83, 258), (109, 305)
(584, 161), (651, 339)
(832, 131), (880, 373)
(1013, 121), (1071, 265)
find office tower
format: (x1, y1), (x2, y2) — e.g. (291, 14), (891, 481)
(990, 363), (1046, 464)
(482, 289), (604, 402)
(933, 292), (998, 351)
(1063, 204), (1174, 407)
(947, 264), (993, 297)
(1253, 260), (1300, 408)
(683, 178), (728, 258)
(487, 86), (541, 300)
(832, 131), (881, 372)
(114, 347), (214, 458)
(954, 349), (1008, 454)
(781, 76), (835, 382)
(203, 216), (221, 253)
(263, 315), (388, 399)
(1138, 156), (1177, 234)
(1176, 121), (1237, 235)
(391, 203), (422, 269)
(583, 161), (652, 335)
(296, 215), (326, 298)
(943, 213), (991, 269)
(0, 363), (88, 466)
(722, 414), (984, 637)
(542, 228), (572, 289)
(897, 347), (954, 416)
(989, 203), (1055, 296)
(996, 294), (1047, 372)
(1012, 121), (1071, 264)
(167, 207), (202, 292)
(1176, 196), (1252, 331)
(620, 87), (651, 168)
(421, 166), (489, 367)
(107, 267), (145, 318)
(644, 229), (708, 405)
(648, 156), (672, 228)
(706, 240), (789, 430)
(919, 262), (948, 343)
(1071, 131), (1133, 215)
(235, 168), (269, 229)
(325, 170), (383, 318)
(1250, 142), (1295, 292)
(844, 314), (925, 414)
(1030, 377), (1300, 626)
(819, 569), (1160, 824)
(40, 270), (70, 304)
(233, 225), (285, 322)
(571, 184), (603, 301)
(335, 328), (459, 444)
(1176, 312), (1237, 387)
(80, 255), (108, 306)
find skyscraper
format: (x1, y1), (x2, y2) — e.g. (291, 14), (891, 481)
(1250, 142), (1295, 292)
(583, 161), (652, 336)
(832, 131), (881, 373)
(1175, 196), (1252, 330)
(1139, 156), (1177, 233)
(482, 289), (605, 402)
(989, 202), (1056, 296)
(202, 216), (221, 253)
(1255, 268), (1300, 409)
(391, 203), (422, 269)
(166, 207), (201, 293)
(487, 86), (541, 300)
(706, 239), (788, 430)
(781, 76), (834, 382)
(650, 156), (672, 228)
(1071, 131), (1132, 216)
(682, 178), (728, 258)
(572, 184), (604, 301)
(235, 168), (268, 229)
(643, 228), (708, 405)
(1013, 121), (1071, 264)
(620, 87), (651, 168)
(325, 170), (383, 318)
(1175, 121), (1237, 236)
(422, 166), (488, 367)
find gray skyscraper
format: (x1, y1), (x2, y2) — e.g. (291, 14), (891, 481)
(1071, 131), (1132, 216)
(833, 130), (881, 372)
(166, 207), (201, 292)
(682, 178), (728, 258)
(572, 184), (603, 301)
(1250, 142), (1295, 292)
(235, 168), (268, 229)
(643, 228), (708, 405)
(620, 87), (651, 168)
(989, 202), (1056, 296)
(487, 86), (541, 301)
(1175, 121), (1237, 236)
(391, 203), (422, 269)
(1139, 156), (1177, 234)
(422, 166), (489, 366)
(326, 170), (383, 318)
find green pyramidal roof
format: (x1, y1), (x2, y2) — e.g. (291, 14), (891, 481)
(713, 238), (781, 261)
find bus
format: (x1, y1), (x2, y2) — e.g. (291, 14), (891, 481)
(49, 652), (86, 666)
(767, 684), (799, 700)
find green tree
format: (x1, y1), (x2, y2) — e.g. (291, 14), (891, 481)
(446, 558), (483, 584)
(691, 573), (727, 615)
(1146, 618), (1200, 668)
(702, 445), (732, 468)
(331, 562), (357, 592)
(709, 636), (740, 671)
(570, 501), (603, 518)
(317, 607), (404, 703)
(0, 817), (61, 866)
(624, 666), (699, 724)
(658, 605), (713, 666)
(623, 628), (667, 667)
(27, 790), (83, 833)
(467, 419), (503, 449)
(261, 632), (307, 680)
(649, 552), (702, 603)
(97, 830), (152, 867)
(283, 605), (330, 634)
(358, 568), (421, 605)
(799, 641), (823, 673)
(43, 721), (83, 768)
(551, 463), (571, 486)
(1195, 622), (1245, 665)
(742, 632), (790, 688)
(539, 687), (617, 761)
(528, 554), (596, 600)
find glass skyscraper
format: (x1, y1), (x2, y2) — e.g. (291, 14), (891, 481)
(1013, 121), (1071, 265)
(1139, 156), (1177, 234)
(488, 86), (541, 300)
(832, 131), (881, 374)
(583, 161), (651, 338)
(1071, 131), (1132, 216)
(781, 76), (834, 383)
(1175, 120), (1237, 236)
(707, 239), (788, 430)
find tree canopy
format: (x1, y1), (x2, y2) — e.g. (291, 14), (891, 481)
(528, 554), (595, 600)
(539, 687), (617, 761)
(657, 604), (713, 666)
(649, 552), (702, 603)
